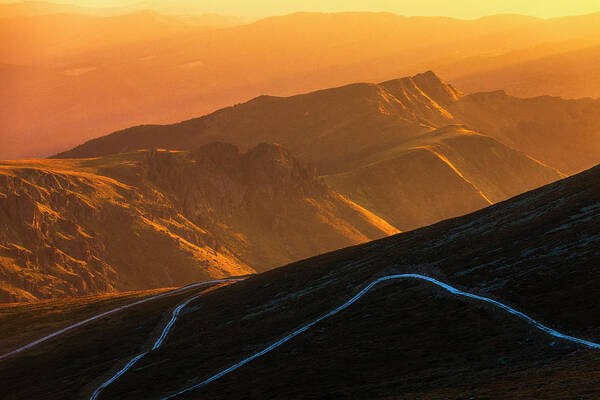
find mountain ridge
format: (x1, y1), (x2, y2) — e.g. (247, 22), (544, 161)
(0, 143), (397, 302)
(53, 71), (600, 175)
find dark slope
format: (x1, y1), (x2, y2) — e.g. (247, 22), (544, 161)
(2, 163), (598, 399)
(110, 163), (600, 400)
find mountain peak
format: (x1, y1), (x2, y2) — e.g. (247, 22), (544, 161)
(413, 70), (442, 82)
(411, 70), (463, 104)
(379, 70), (462, 110)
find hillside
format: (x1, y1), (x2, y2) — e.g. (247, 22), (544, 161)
(1, 162), (598, 399)
(6, 11), (600, 159)
(0, 143), (396, 302)
(324, 125), (563, 230)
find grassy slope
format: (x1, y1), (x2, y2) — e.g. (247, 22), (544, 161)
(0, 282), (236, 400)
(0, 287), (173, 355)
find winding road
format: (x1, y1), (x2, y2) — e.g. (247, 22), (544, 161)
(89, 284), (240, 400)
(160, 273), (600, 400)
(0, 279), (245, 362)
(3, 274), (599, 400)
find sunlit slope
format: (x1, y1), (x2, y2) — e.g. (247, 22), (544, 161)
(450, 89), (600, 174)
(324, 126), (563, 230)
(0, 156), (253, 303)
(0, 144), (397, 302)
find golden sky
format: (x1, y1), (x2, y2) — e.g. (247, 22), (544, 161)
(6, 0), (600, 18)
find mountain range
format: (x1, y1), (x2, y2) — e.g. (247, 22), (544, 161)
(4, 10), (600, 159)
(0, 0), (246, 20)
(2, 71), (585, 301)
(52, 70), (600, 176)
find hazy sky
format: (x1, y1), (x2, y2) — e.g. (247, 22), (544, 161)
(5, 0), (600, 19)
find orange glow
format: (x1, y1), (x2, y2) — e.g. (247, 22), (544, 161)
(2, 1), (600, 161)
(2, 0), (598, 19)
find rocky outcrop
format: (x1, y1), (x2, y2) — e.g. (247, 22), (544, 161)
(0, 143), (397, 302)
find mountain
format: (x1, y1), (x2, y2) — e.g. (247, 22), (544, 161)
(1, 161), (598, 399)
(54, 72), (569, 232)
(0, 143), (396, 302)
(55, 71), (598, 176)
(54, 71), (457, 169)
(1, 73), (571, 302)
(5, 11), (600, 160)
(449, 89), (600, 175)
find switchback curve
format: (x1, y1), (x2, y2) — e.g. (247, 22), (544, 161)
(161, 273), (600, 399)
(89, 279), (246, 400)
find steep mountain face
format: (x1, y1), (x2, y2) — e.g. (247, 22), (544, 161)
(2, 163), (598, 400)
(0, 143), (396, 302)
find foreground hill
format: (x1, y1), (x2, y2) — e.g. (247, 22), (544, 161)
(0, 143), (396, 302)
(1, 162), (598, 399)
